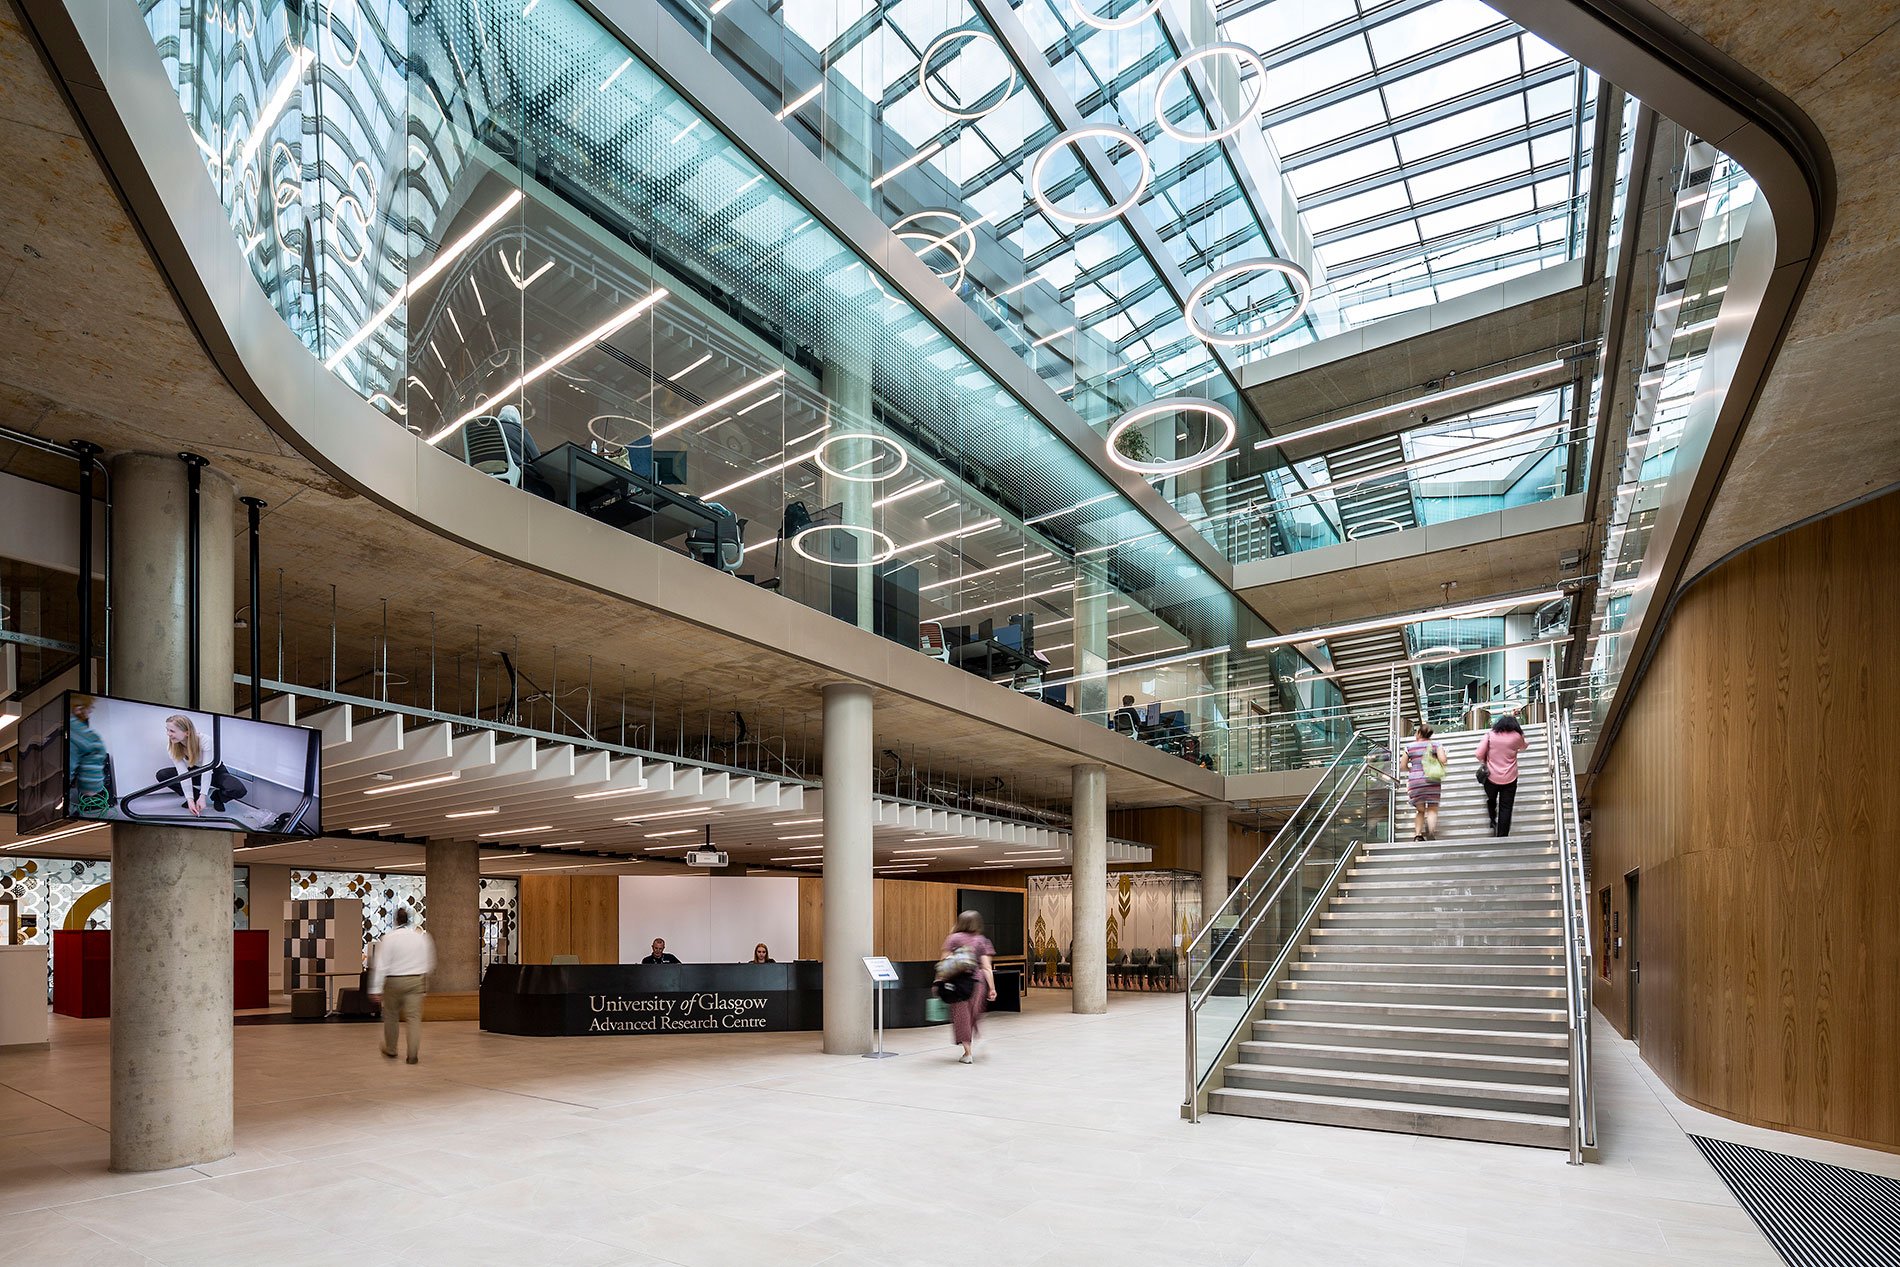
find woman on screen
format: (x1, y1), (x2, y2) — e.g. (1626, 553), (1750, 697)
(157, 714), (214, 817)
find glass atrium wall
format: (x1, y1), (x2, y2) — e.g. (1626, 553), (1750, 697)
(134, 0), (1333, 774)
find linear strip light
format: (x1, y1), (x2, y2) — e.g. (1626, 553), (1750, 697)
(874, 477), (944, 508)
(573, 786), (655, 800)
(347, 823), (394, 832)
(324, 190), (524, 370)
(478, 825), (553, 837)
(871, 140), (945, 189)
(1245, 589), (1567, 650)
(613, 807), (722, 823)
(942, 582), (1074, 621)
(1252, 360), (1567, 454)
(650, 370), (786, 439)
(895, 845), (979, 853)
(892, 518), (1001, 555)
(1037, 643), (1229, 690)
(431, 288), (669, 441)
(775, 83), (823, 120)
(364, 771), (462, 796)
(1293, 635), (1574, 684)
(921, 553), (1052, 592)
(599, 57), (633, 91)
(445, 807), (500, 819)
(1026, 492), (1116, 525)
(701, 445), (826, 501)
(231, 46), (315, 174)
(645, 829), (697, 838)
(4, 821), (108, 850)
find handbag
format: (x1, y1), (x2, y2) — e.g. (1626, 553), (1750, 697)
(925, 995), (949, 1024)
(935, 973), (977, 1003)
(1421, 745), (1446, 783)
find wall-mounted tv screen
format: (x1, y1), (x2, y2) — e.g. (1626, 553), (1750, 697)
(15, 692), (322, 838)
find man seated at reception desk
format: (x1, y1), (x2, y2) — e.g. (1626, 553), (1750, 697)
(641, 938), (681, 965)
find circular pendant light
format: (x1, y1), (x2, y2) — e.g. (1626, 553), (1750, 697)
(790, 524), (898, 568)
(1067, 0), (1164, 32)
(1106, 398), (1237, 476)
(1153, 43), (1267, 144)
(893, 209), (977, 291)
(1029, 124), (1151, 226)
(918, 28), (1018, 121)
(814, 433), (910, 483)
(1184, 257), (1312, 347)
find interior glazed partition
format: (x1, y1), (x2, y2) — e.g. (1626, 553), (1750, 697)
(127, 0), (1323, 773)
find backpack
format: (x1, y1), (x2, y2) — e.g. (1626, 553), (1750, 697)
(934, 943), (979, 1003)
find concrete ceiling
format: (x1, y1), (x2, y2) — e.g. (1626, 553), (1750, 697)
(0, 1), (1214, 812)
(1242, 283), (1603, 464)
(1634, 1), (1900, 577)
(1237, 522), (1586, 633)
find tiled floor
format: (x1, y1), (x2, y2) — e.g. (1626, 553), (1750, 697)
(2, 990), (1882, 1265)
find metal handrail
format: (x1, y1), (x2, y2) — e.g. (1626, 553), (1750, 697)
(1180, 733), (1368, 962)
(1188, 768), (1361, 1008)
(1546, 682), (1593, 1163)
(1557, 703), (1596, 1153)
(1184, 771), (1370, 1118)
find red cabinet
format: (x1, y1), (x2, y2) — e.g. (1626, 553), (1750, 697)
(52, 929), (110, 1017)
(53, 930), (273, 1015)
(232, 929), (269, 1010)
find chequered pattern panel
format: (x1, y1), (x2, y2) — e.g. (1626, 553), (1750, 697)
(282, 898), (362, 989)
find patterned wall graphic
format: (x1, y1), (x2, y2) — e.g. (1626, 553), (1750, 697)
(283, 897), (363, 990)
(1026, 872), (1201, 990)
(286, 869), (519, 974)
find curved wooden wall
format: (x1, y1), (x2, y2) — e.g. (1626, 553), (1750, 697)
(1591, 490), (1900, 1152)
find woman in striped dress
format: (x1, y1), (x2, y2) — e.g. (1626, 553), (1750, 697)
(1403, 723), (1448, 841)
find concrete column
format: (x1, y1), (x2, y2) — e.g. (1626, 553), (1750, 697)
(425, 839), (481, 993)
(1200, 803), (1230, 927)
(1070, 762), (1108, 1015)
(106, 452), (237, 1172)
(821, 682), (875, 1053)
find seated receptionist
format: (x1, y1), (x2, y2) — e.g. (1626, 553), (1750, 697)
(749, 943), (774, 964)
(641, 938), (682, 964)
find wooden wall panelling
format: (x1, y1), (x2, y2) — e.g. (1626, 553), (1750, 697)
(795, 879), (1025, 962)
(518, 875), (571, 964)
(570, 876), (619, 963)
(1591, 490), (1900, 1152)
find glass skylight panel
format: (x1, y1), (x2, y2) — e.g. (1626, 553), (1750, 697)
(1366, 0), (1502, 64)
(1379, 43), (1521, 114)
(781, 0), (875, 52)
(1262, 39), (1375, 113)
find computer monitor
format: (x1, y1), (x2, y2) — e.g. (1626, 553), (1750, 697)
(1141, 702), (1161, 727)
(654, 450), (688, 485)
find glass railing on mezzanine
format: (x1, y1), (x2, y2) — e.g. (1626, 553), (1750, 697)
(132, 0), (1312, 747)
(1182, 731), (1395, 1117)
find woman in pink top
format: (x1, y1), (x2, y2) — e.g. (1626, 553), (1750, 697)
(940, 911), (997, 1064)
(1474, 715), (1530, 836)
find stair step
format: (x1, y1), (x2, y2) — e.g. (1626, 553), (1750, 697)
(1291, 961), (1564, 983)
(1237, 1040), (1569, 1084)
(1279, 980), (1569, 1005)
(1309, 928), (1562, 947)
(1252, 1017), (1569, 1056)
(1207, 1086), (1570, 1149)
(1346, 865), (1559, 882)
(1333, 894), (1559, 909)
(1362, 844), (1556, 862)
(1223, 1062), (1571, 1113)
(1263, 998), (1567, 1031)
(1304, 945), (1563, 965)
(1322, 909), (1563, 924)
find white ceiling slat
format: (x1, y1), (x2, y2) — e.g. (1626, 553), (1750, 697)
(329, 712), (403, 767)
(303, 704), (352, 748)
(260, 693), (297, 725)
(328, 720), (454, 784)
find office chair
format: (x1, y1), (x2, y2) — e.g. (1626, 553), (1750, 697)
(1111, 711), (1140, 739)
(686, 503), (745, 572)
(918, 621), (950, 662)
(463, 416), (522, 487)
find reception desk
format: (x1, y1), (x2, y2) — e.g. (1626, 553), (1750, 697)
(481, 961), (1022, 1037)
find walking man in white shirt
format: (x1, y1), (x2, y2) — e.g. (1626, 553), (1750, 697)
(369, 907), (435, 1064)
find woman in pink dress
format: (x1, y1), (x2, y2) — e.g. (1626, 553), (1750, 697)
(941, 910), (996, 1064)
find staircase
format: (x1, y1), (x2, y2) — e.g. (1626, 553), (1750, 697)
(1324, 626), (1421, 743)
(1324, 433), (1416, 541)
(1208, 726), (1572, 1148)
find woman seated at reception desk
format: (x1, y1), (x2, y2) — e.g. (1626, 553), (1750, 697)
(482, 957), (1022, 1037)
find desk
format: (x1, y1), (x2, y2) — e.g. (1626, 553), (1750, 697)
(949, 636), (1039, 682)
(531, 444), (733, 551)
(481, 961), (1022, 1036)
